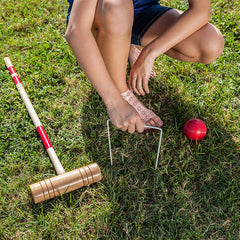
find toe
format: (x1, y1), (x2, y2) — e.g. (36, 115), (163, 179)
(150, 70), (156, 78)
(146, 119), (154, 127)
(150, 119), (156, 126)
(153, 116), (163, 128)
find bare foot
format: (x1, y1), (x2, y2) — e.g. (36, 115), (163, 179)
(121, 89), (163, 128)
(129, 44), (156, 79)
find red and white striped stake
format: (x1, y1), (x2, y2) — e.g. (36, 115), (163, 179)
(4, 57), (65, 175)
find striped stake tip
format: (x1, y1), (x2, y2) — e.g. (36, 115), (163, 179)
(4, 57), (13, 68)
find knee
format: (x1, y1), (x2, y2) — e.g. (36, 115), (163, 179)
(199, 25), (225, 64)
(95, 0), (133, 36)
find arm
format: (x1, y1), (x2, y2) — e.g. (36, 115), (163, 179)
(129, 0), (211, 95)
(65, 0), (120, 104)
(65, 0), (144, 133)
(146, 0), (210, 58)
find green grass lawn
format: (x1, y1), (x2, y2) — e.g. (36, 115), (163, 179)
(0, 0), (239, 239)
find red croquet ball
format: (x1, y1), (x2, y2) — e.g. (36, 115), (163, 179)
(183, 118), (207, 140)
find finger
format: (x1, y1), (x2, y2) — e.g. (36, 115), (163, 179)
(111, 119), (122, 129)
(121, 126), (128, 131)
(127, 122), (135, 134)
(128, 74), (133, 92)
(129, 70), (136, 91)
(121, 120), (128, 131)
(136, 75), (145, 95)
(131, 73), (141, 95)
(143, 77), (150, 94)
(135, 118), (144, 133)
(121, 121), (129, 131)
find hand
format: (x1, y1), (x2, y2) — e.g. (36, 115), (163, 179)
(106, 98), (145, 134)
(128, 48), (155, 95)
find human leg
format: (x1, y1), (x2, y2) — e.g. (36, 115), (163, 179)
(93, 0), (133, 93)
(94, 0), (163, 127)
(141, 9), (224, 64)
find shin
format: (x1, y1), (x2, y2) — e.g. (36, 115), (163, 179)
(94, 0), (134, 92)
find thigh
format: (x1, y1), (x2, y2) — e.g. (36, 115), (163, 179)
(141, 8), (181, 46)
(131, 4), (171, 45)
(141, 8), (224, 62)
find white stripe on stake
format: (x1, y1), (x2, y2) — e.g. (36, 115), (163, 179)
(47, 148), (65, 175)
(11, 73), (18, 78)
(16, 83), (42, 128)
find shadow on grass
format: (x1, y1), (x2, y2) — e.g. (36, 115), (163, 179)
(80, 82), (239, 239)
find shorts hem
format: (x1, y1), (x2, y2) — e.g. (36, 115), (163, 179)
(131, 6), (172, 46)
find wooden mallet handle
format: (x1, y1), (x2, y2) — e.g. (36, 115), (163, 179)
(4, 57), (65, 174)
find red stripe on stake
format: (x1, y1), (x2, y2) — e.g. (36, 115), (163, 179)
(7, 66), (22, 85)
(8, 66), (16, 75)
(37, 126), (52, 149)
(13, 75), (21, 85)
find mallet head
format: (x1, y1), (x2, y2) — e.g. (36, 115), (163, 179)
(30, 163), (102, 204)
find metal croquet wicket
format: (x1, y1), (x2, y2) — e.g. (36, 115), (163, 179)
(107, 119), (163, 169)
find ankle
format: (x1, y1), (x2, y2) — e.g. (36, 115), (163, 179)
(129, 45), (140, 57)
(121, 89), (133, 101)
(121, 90), (157, 124)
(121, 90), (144, 111)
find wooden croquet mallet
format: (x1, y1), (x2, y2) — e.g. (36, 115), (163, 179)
(4, 57), (102, 204)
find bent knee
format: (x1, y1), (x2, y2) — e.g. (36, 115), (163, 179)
(95, 0), (133, 36)
(199, 24), (225, 64)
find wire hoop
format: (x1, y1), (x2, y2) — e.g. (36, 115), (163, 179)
(107, 119), (163, 169)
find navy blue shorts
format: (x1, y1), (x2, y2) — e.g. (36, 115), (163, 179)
(66, 2), (171, 46)
(132, 4), (171, 45)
